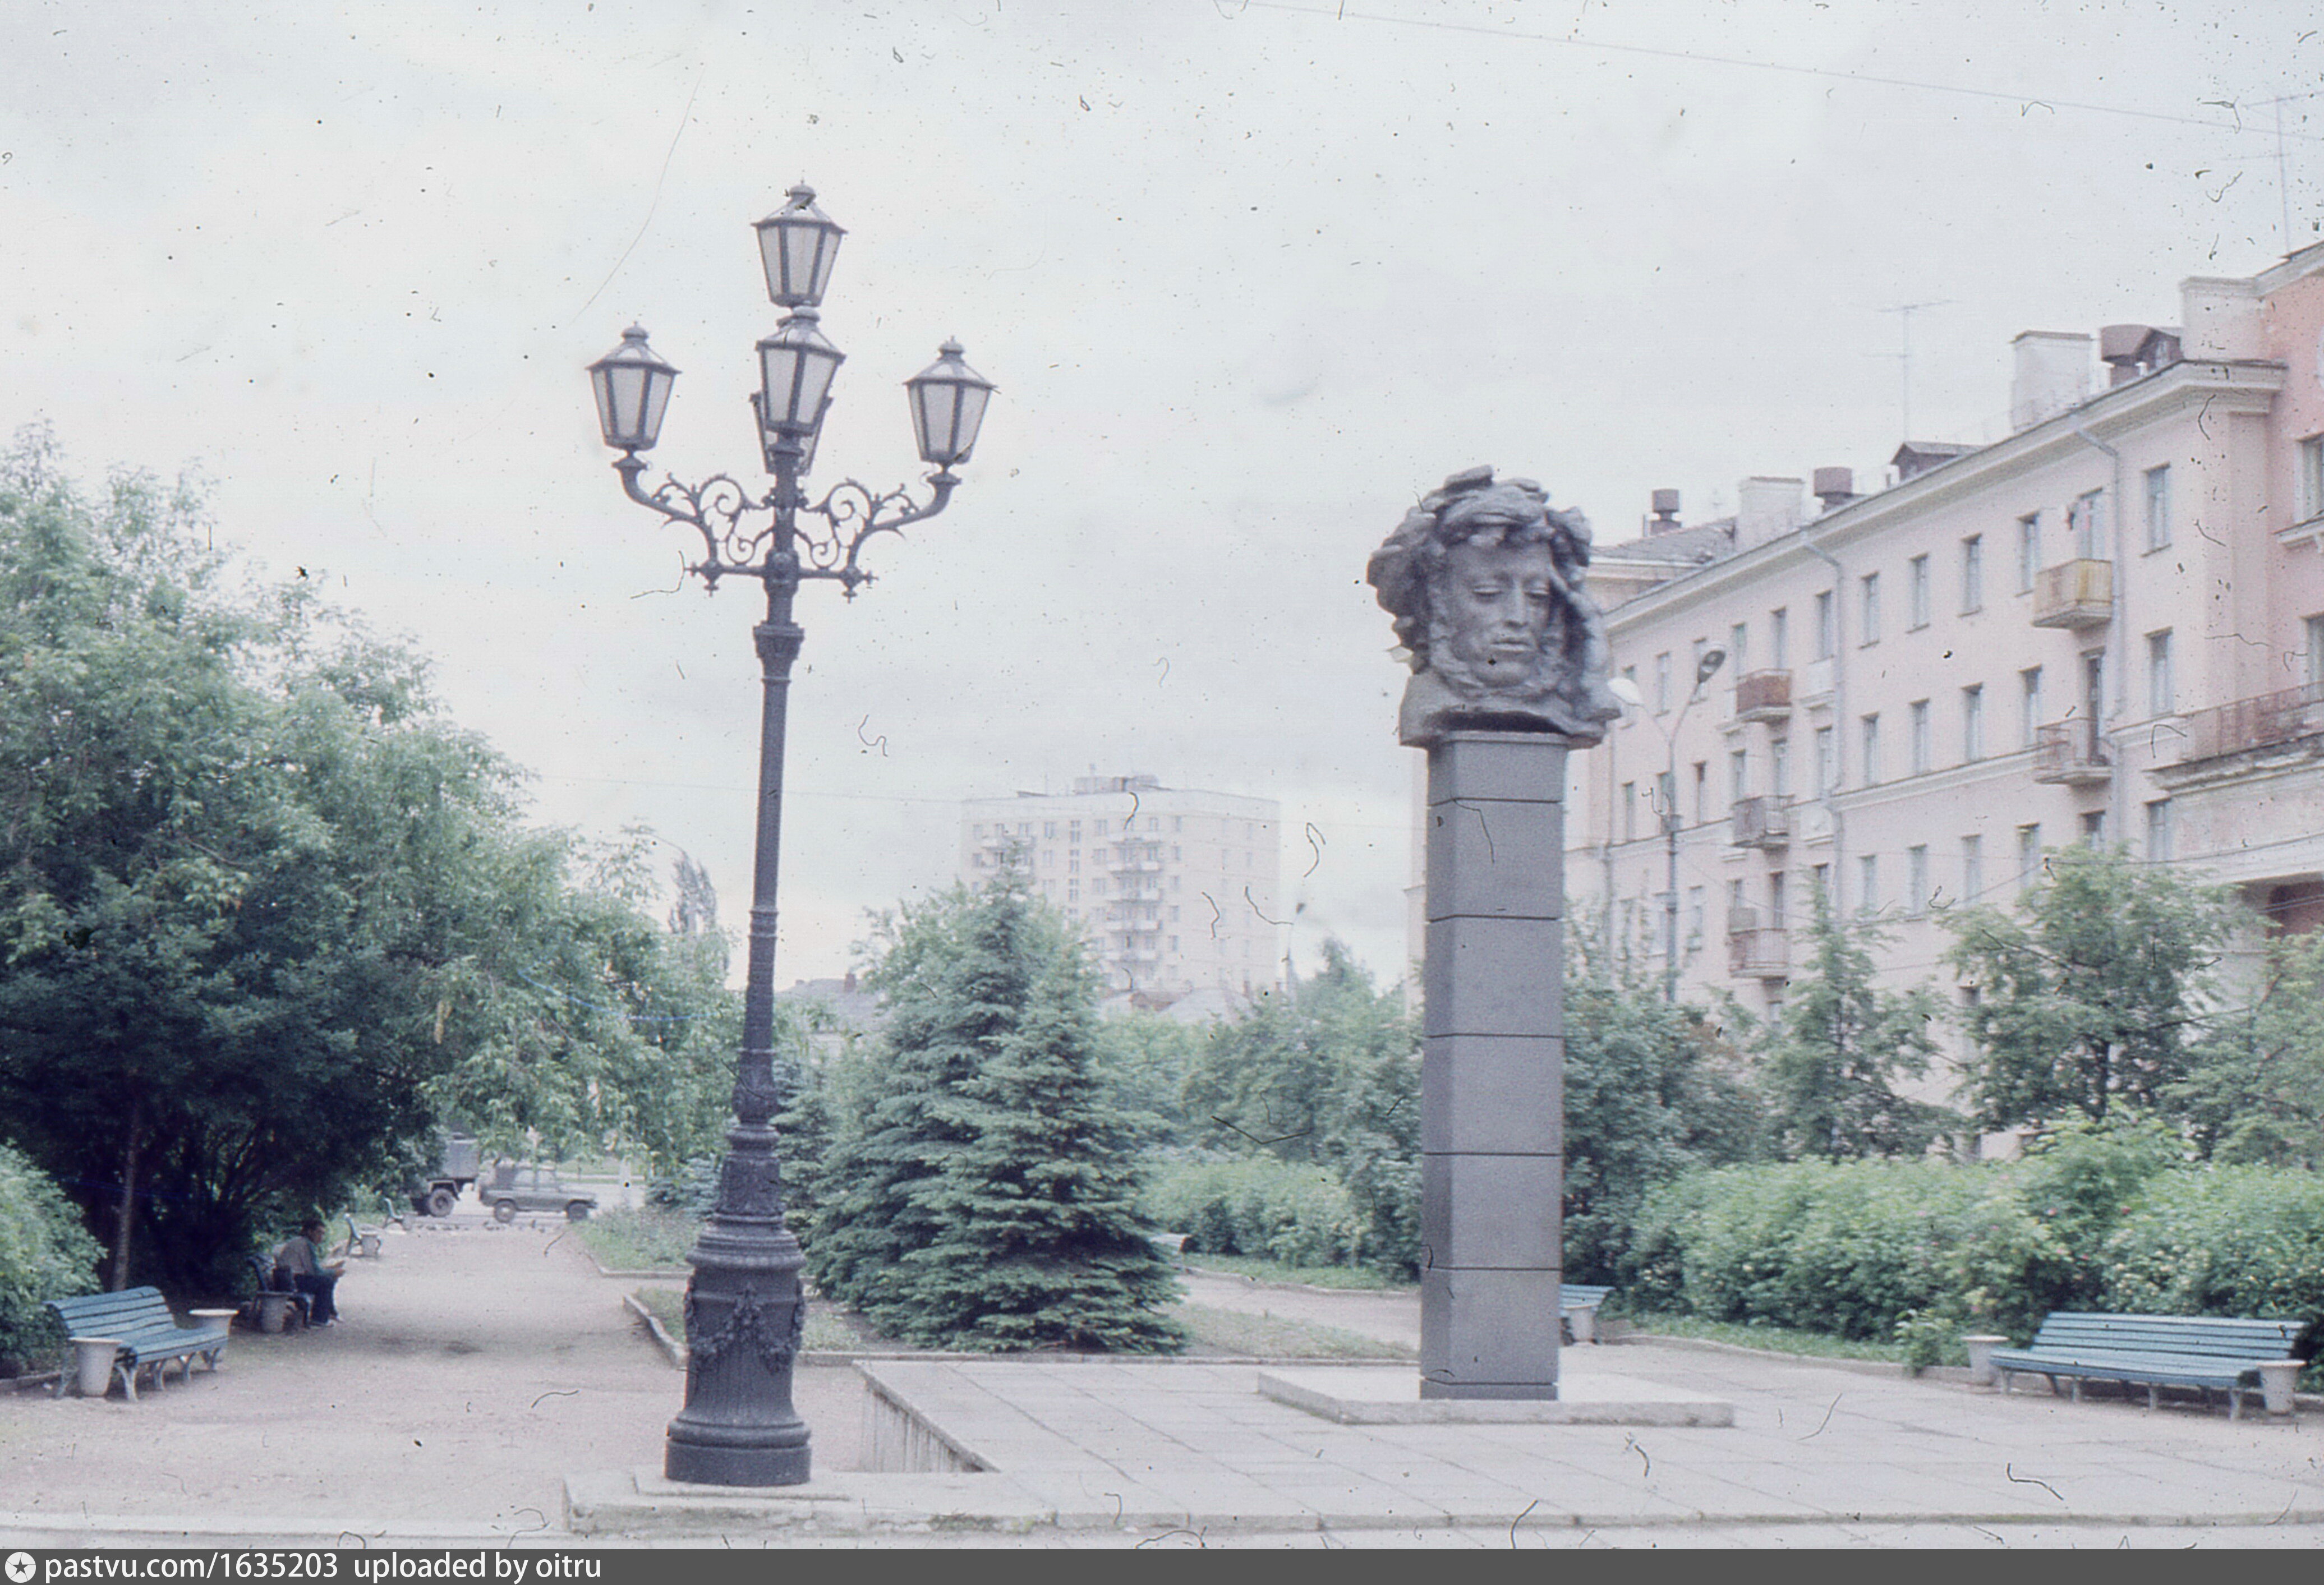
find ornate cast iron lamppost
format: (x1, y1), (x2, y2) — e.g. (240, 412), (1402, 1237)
(587, 184), (995, 1487)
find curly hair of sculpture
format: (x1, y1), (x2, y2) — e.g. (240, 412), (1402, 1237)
(1367, 465), (1623, 747)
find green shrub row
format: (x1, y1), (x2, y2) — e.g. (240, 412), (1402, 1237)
(0, 1144), (104, 1375)
(1140, 1157), (1370, 1269)
(1622, 1141), (2324, 1359)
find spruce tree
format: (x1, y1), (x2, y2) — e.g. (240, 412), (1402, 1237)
(804, 870), (1182, 1351)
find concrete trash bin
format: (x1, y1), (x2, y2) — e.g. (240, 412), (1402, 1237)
(1963, 1335), (2008, 1388)
(70, 1338), (121, 1398)
(2257, 1358), (2302, 1416)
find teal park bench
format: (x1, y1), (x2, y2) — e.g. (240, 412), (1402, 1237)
(1990, 1312), (2309, 1419)
(45, 1289), (232, 1401)
(1562, 1284), (1612, 1345)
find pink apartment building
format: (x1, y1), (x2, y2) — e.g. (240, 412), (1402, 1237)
(1567, 241), (2324, 1040)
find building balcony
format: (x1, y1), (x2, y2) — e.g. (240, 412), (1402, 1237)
(1725, 909), (1790, 979)
(1729, 795), (1793, 849)
(2175, 680), (2324, 764)
(2031, 720), (2112, 784)
(2031, 559), (2113, 628)
(1733, 669), (1793, 722)
(1109, 858), (1163, 874)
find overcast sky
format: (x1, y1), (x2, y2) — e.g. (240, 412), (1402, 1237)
(5, 0), (2319, 988)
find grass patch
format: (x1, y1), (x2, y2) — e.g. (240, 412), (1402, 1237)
(1619, 1310), (1926, 1365)
(629, 1285), (878, 1354)
(1172, 1302), (1414, 1360)
(576, 1206), (698, 1272)
(1178, 1252), (1415, 1291)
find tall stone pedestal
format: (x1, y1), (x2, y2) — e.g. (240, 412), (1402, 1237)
(1418, 731), (1567, 1400)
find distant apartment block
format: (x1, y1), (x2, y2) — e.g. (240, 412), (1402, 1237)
(959, 773), (1282, 1002)
(1562, 240), (2324, 1019)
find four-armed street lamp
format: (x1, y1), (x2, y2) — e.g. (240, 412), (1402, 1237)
(587, 183), (993, 1487)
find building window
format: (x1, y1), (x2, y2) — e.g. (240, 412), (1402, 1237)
(1043, 821), (1057, 838)
(2017, 823), (2043, 893)
(1654, 652), (1672, 712)
(1961, 535), (1984, 612)
(1962, 835), (1984, 904)
(1729, 748), (1748, 804)
(1729, 620), (1750, 672)
(1907, 554), (1930, 629)
(1769, 870), (1788, 925)
(1908, 699), (1932, 776)
(2143, 464), (2171, 551)
(1771, 737), (1791, 799)
(1656, 770), (1677, 828)
(2019, 666), (2044, 749)
(1622, 782), (1636, 843)
(1858, 854), (1879, 916)
(2017, 513), (2042, 593)
(1860, 573), (1882, 646)
(1770, 607), (1790, 669)
(1692, 761), (1708, 824)
(1814, 591), (1835, 660)
(1962, 684), (1985, 761)
(972, 823), (987, 838)
(2308, 614), (2324, 687)
(1813, 726), (1836, 798)
(2081, 810), (2107, 844)
(1907, 845), (1930, 915)
(1860, 713), (1881, 786)
(1687, 886), (1705, 946)
(2148, 630), (2174, 715)
(1691, 637), (1710, 685)
(2069, 489), (2104, 559)
(2303, 435), (2324, 523)
(2146, 798), (2174, 861)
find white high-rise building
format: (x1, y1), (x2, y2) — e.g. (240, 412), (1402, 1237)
(959, 773), (1282, 1002)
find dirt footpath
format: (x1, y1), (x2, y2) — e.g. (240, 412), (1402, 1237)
(0, 1218), (866, 1541)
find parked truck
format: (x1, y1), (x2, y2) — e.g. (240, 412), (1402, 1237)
(408, 1129), (482, 1217)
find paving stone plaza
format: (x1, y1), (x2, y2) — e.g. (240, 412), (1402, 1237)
(4, 1222), (2323, 1550)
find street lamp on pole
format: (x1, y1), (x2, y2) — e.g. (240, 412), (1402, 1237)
(587, 183), (995, 1488)
(1612, 646), (1726, 1003)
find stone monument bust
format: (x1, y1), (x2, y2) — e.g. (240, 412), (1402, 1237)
(1367, 466), (1622, 747)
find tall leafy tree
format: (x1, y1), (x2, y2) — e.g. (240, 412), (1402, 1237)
(2173, 928), (2324, 1166)
(0, 430), (735, 1291)
(1946, 845), (2242, 1130)
(805, 873), (1181, 1351)
(1562, 916), (1765, 1281)
(1757, 886), (1953, 1159)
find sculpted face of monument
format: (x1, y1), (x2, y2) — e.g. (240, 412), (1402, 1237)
(1366, 466), (1622, 747)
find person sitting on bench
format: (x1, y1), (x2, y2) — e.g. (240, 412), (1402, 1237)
(274, 1220), (345, 1326)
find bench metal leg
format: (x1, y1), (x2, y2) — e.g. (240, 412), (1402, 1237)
(2230, 1389), (2243, 1422)
(2148, 1384), (2159, 1411)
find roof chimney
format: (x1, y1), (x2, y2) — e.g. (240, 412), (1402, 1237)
(1734, 476), (1805, 550)
(2180, 275), (2261, 359)
(1647, 488), (1681, 532)
(2009, 331), (2092, 431)
(1811, 467), (1856, 511)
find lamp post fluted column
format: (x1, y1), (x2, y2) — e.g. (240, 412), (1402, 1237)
(588, 186), (993, 1488)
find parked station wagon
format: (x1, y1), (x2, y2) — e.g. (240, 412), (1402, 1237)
(477, 1163), (598, 1223)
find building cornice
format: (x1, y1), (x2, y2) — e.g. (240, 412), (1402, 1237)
(1602, 358), (2289, 632)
